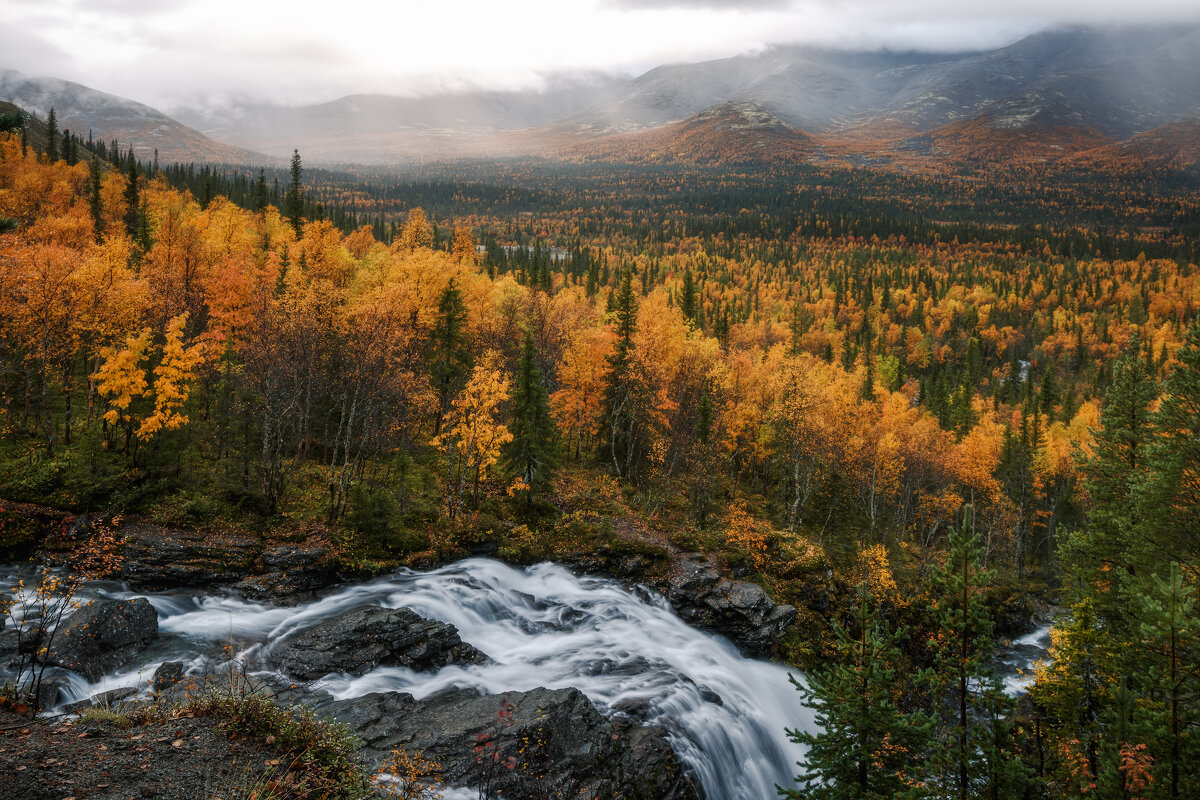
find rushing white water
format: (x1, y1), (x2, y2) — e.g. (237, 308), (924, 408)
(2, 559), (817, 800)
(998, 624), (1053, 695)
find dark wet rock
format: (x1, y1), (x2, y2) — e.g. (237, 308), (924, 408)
(62, 686), (139, 713)
(152, 661), (185, 693)
(244, 543), (340, 599)
(271, 605), (486, 681)
(121, 525), (262, 589)
(42, 598), (158, 680)
(120, 524), (342, 602)
(612, 696), (653, 720)
(35, 674), (72, 709)
(320, 686), (697, 800)
(660, 561), (796, 657)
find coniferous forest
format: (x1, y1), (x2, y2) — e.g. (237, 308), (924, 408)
(0, 76), (1198, 800)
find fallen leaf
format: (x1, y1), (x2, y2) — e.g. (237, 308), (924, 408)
(172, 739), (183, 748)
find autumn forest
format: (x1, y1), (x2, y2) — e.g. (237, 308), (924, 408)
(0, 94), (1198, 800)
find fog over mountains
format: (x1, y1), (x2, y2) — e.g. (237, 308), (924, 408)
(3, 24), (1199, 166)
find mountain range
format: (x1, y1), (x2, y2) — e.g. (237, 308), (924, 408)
(3, 25), (1199, 170)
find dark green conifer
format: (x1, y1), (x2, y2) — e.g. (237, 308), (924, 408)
(45, 107), (58, 162)
(284, 149), (304, 231)
(430, 280), (472, 436)
(503, 331), (557, 506)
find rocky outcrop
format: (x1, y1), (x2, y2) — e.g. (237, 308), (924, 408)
(152, 672), (697, 800)
(320, 686), (698, 800)
(661, 560), (796, 657)
(120, 524), (263, 589)
(271, 605), (486, 680)
(43, 598), (158, 680)
(119, 523), (340, 601)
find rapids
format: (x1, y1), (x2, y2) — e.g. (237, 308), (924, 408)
(3, 558), (817, 800)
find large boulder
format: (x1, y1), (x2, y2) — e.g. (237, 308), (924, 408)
(320, 686), (697, 800)
(43, 598), (158, 679)
(121, 524), (262, 589)
(662, 561), (796, 656)
(271, 605), (486, 680)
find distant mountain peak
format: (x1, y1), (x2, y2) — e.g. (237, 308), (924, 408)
(0, 69), (269, 164)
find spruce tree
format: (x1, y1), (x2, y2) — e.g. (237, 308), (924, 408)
(253, 168), (268, 212)
(88, 157), (103, 242)
(503, 331), (557, 506)
(430, 280), (472, 436)
(680, 267), (698, 324)
(599, 271), (644, 480)
(45, 107), (58, 162)
(284, 149), (304, 231)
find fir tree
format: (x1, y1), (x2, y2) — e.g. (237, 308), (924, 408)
(503, 331), (557, 506)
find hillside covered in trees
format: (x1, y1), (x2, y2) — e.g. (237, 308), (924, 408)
(0, 106), (1197, 800)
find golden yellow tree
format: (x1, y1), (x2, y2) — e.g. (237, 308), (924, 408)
(138, 312), (204, 438)
(434, 351), (512, 518)
(398, 207), (433, 252)
(94, 328), (151, 453)
(451, 225), (478, 266)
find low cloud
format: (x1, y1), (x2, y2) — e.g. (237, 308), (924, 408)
(1, 0), (1199, 110)
(603, 0), (791, 9)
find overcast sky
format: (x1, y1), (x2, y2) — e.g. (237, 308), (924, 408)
(2, 0), (1200, 110)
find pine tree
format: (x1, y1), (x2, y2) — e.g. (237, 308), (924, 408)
(785, 584), (932, 799)
(503, 331), (557, 506)
(926, 506), (1030, 799)
(430, 280), (472, 436)
(284, 149), (304, 231)
(45, 107), (58, 162)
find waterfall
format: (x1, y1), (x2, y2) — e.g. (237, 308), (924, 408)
(3, 559), (817, 800)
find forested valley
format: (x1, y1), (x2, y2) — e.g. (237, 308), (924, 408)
(0, 108), (1197, 800)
